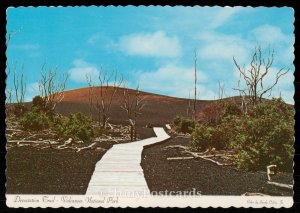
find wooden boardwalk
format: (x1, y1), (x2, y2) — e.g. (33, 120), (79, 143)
(86, 127), (170, 195)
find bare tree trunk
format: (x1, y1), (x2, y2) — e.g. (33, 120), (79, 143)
(121, 84), (146, 142)
(11, 63), (27, 116)
(193, 49), (197, 121)
(86, 68), (122, 129)
(187, 91), (191, 117)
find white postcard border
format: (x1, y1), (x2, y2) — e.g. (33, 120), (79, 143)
(6, 194), (293, 208)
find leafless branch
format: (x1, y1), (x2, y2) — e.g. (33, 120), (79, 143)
(38, 64), (68, 111)
(87, 66), (123, 128)
(233, 46), (289, 106)
(121, 83), (146, 141)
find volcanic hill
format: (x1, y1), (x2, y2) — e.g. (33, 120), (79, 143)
(55, 86), (211, 126)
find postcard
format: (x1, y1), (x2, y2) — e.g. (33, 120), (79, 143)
(5, 6), (294, 208)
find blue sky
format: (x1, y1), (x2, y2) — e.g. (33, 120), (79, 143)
(6, 6), (295, 103)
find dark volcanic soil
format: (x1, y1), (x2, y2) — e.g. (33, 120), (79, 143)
(141, 134), (293, 196)
(6, 126), (154, 194)
(6, 146), (104, 194)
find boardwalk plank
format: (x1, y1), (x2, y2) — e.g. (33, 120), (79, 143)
(86, 127), (170, 195)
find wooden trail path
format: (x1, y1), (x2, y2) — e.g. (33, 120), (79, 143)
(85, 127), (170, 195)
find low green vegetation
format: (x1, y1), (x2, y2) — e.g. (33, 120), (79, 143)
(55, 112), (94, 142)
(173, 98), (294, 172)
(173, 115), (195, 134)
(19, 95), (94, 143)
(20, 110), (51, 131)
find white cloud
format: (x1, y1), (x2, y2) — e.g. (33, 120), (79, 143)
(138, 63), (209, 98)
(262, 67), (294, 95)
(209, 7), (242, 29)
(151, 7), (243, 33)
(198, 87), (219, 100)
(197, 31), (252, 63)
(119, 31), (181, 58)
(251, 25), (292, 44)
(250, 24), (294, 67)
(280, 45), (295, 64)
(68, 59), (99, 83)
(200, 41), (249, 62)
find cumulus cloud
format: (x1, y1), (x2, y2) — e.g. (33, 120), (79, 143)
(119, 31), (181, 58)
(197, 32), (252, 63)
(250, 24), (294, 66)
(138, 63), (211, 98)
(209, 7), (243, 29)
(68, 59), (99, 83)
(251, 24), (292, 44)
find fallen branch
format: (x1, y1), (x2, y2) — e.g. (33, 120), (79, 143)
(8, 140), (58, 144)
(75, 142), (97, 152)
(184, 150), (199, 158)
(6, 128), (23, 132)
(164, 145), (189, 150)
(201, 154), (236, 158)
(57, 138), (73, 149)
(107, 123), (114, 130)
(167, 156), (195, 160)
(183, 150), (232, 166)
(199, 156), (232, 166)
(267, 181), (293, 190)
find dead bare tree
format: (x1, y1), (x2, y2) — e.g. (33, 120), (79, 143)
(86, 67), (123, 128)
(186, 91), (192, 117)
(6, 63), (27, 116)
(233, 46), (289, 107)
(38, 64), (68, 112)
(121, 84), (146, 141)
(5, 29), (21, 114)
(192, 49), (198, 121)
(11, 64), (26, 104)
(5, 67), (13, 111)
(218, 81), (225, 101)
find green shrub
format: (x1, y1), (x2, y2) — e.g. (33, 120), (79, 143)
(173, 115), (183, 127)
(191, 123), (213, 151)
(190, 98), (293, 172)
(230, 98), (294, 172)
(31, 95), (54, 118)
(191, 120), (236, 151)
(173, 115), (195, 134)
(55, 112), (94, 142)
(20, 111), (51, 131)
(32, 95), (44, 109)
(223, 101), (242, 117)
(31, 95), (47, 111)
